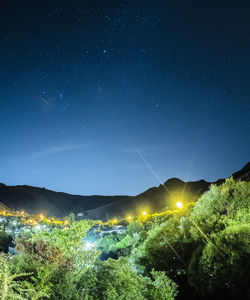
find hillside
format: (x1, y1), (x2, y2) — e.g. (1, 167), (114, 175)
(0, 200), (8, 211)
(0, 162), (249, 220)
(85, 162), (250, 220)
(0, 184), (129, 217)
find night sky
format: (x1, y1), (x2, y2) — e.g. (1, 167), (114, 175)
(0, 0), (249, 195)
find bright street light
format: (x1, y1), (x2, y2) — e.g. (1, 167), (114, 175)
(176, 201), (184, 209)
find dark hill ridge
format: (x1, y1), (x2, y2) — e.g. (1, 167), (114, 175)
(85, 178), (211, 220)
(231, 162), (250, 182)
(0, 162), (249, 220)
(85, 162), (249, 220)
(0, 183), (129, 217)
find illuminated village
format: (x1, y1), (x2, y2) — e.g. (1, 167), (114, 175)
(0, 200), (191, 239)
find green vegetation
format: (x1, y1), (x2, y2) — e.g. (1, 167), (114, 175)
(0, 231), (12, 253)
(0, 178), (249, 299)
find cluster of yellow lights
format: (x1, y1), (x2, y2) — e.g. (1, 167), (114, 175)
(25, 219), (38, 225)
(0, 211), (14, 216)
(0, 210), (69, 227)
(111, 203), (189, 225)
(1, 200), (190, 230)
(125, 211), (147, 221)
(0, 210), (27, 217)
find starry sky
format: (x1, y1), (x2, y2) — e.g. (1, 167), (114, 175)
(0, 0), (249, 195)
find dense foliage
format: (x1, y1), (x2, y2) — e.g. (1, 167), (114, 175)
(0, 178), (249, 299)
(98, 178), (250, 299)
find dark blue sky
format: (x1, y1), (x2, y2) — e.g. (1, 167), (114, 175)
(0, 0), (249, 195)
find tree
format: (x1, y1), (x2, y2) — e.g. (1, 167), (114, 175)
(0, 231), (12, 253)
(0, 254), (48, 300)
(68, 213), (75, 224)
(148, 270), (178, 300)
(29, 219), (97, 267)
(11, 219), (99, 299)
(132, 216), (194, 277)
(187, 207), (250, 296)
(78, 257), (178, 300)
(188, 178), (250, 240)
(127, 220), (144, 236)
(186, 179), (250, 297)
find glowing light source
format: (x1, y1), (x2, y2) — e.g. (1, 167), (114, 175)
(142, 211), (147, 216)
(84, 241), (94, 250)
(176, 201), (184, 209)
(113, 219), (117, 223)
(127, 216), (132, 220)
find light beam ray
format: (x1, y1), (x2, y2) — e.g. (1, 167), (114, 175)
(132, 144), (171, 195)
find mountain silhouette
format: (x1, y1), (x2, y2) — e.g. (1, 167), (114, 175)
(0, 162), (249, 220)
